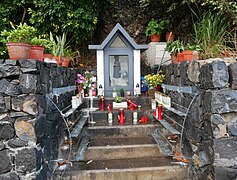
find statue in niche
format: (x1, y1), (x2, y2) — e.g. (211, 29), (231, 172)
(113, 56), (121, 78)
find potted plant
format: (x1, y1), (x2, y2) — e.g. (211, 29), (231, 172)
(144, 73), (165, 98)
(119, 88), (125, 97)
(50, 32), (66, 65)
(165, 40), (184, 63)
(30, 37), (47, 61)
(183, 44), (202, 61)
(43, 38), (54, 61)
(1, 23), (37, 60)
(146, 19), (168, 42)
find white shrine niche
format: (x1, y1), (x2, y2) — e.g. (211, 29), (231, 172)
(89, 23), (148, 96)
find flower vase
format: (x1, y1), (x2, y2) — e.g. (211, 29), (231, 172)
(89, 89), (93, 97)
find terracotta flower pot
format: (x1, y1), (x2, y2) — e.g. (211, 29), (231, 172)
(30, 45), (44, 61)
(177, 52), (184, 62)
(182, 50), (199, 61)
(166, 32), (175, 42)
(150, 34), (161, 42)
(43, 53), (53, 59)
(53, 56), (63, 66)
(171, 52), (184, 63)
(6, 42), (31, 60)
(61, 57), (70, 67)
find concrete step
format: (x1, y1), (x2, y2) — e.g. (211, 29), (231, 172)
(54, 156), (188, 180)
(84, 123), (161, 137)
(84, 96), (152, 109)
(90, 109), (154, 121)
(83, 136), (161, 160)
(84, 144), (161, 160)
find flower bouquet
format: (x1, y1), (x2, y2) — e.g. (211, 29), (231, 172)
(77, 71), (96, 96)
(144, 73), (165, 98)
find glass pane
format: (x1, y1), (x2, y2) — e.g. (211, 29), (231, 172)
(110, 36), (127, 48)
(109, 55), (129, 87)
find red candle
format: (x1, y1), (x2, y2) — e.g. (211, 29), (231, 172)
(100, 96), (104, 111)
(158, 104), (162, 120)
(119, 109), (124, 124)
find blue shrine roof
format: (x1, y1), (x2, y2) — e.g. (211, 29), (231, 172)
(89, 23), (148, 50)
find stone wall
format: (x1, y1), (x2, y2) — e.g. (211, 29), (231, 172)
(162, 58), (237, 180)
(0, 60), (78, 180)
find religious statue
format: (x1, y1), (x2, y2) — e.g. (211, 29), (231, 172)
(113, 56), (121, 78)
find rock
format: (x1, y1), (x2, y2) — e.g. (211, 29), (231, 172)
(5, 60), (18, 66)
(0, 79), (21, 96)
(4, 97), (11, 110)
(214, 137), (237, 167)
(188, 60), (200, 83)
(0, 64), (21, 78)
(0, 141), (4, 150)
(21, 68), (37, 73)
(9, 111), (29, 118)
(0, 95), (7, 113)
(228, 120), (237, 136)
(11, 94), (37, 115)
(15, 147), (36, 174)
(19, 74), (37, 94)
(198, 140), (214, 167)
(200, 61), (229, 89)
(19, 60), (37, 69)
(0, 172), (20, 180)
(8, 138), (28, 148)
(215, 166), (237, 180)
(0, 121), (15, 140)
(0, 113), (8, 121)
(0, 149), (12, 173)
(211, 114), (225, 125)
(14, 117), (36, 142)
(228, 62), (237, 89)
(180, 61), (193, 85)
(204, 89), (237, 114)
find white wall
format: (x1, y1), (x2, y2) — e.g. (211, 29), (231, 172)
(96, 50), (104, 95)
(133, 50), (141, 95)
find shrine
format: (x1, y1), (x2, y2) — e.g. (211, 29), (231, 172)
(89, 23), (148, 96)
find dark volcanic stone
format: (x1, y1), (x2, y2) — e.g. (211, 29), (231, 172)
(0, 79), (21, 96)
(0, 122), (15, 140)
(188, 60), (200, 83)
(11, 94), (37, 115)
(19, 74), (37, 94)
(0, 64), (21, 78)
(5, 60), (18, 66)
(200, 61), (229, 89)
(0, 95), (7, 113)
(19, 59), (37, 69)
(0, 172), (20, 180)
(0, 149), (12, 173)
(8, 138), (28, 148)
(180, 61), (193, 85)
(15, 147), (36, 173)
(204, 89), (237, 114)
(0, 141), (4, 150)
(229, 62), (237, 90)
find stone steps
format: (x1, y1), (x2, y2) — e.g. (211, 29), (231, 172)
(55, 96), (188, 179)
(53, 157), (188, 180)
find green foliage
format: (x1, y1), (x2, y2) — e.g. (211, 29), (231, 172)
(50, 32), (66, 56)
(202, 0), (237, 25)
(28, 0), (112, 42)
(192, 11), (231, 58)
(165, 40), (184, 55)
(1, 23), (37, 43)
(31, 37), (47, 46)
(145, 19), (169, 36)
(115, 96), (123, 103)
